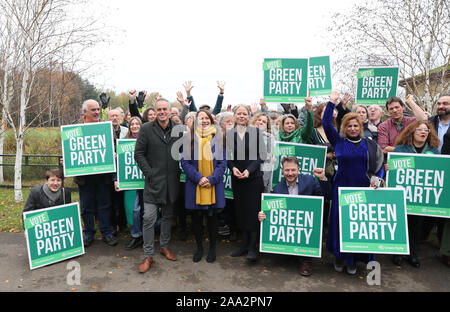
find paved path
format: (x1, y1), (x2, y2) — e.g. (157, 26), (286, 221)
(0, 232), (448, 292)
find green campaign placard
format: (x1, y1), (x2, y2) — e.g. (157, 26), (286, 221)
(263, 58), (309, 102)
(271, 141), (327, 189)
(23, 202), (84, 270)
(386, 152), (450, 218)
(117, 139), (144, 190)
(180, 167), (234, 199)
(356, 67), (399, 105)
(61, 122), (116, 177)
(308, 56), (332, 96)
(260, 193), (324, 258)
(339, 187), (409, 255)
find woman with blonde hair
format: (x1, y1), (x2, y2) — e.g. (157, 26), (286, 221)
(323, 91), (384, 276)
(388, 120), (439, 268)
(227, 104), (267, 261)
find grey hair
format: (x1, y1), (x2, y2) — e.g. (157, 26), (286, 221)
(81, 99), (99, 115)
(185, 111), (196, 123)
(218, 111), (234, 126)
(154, 98), (171, 108)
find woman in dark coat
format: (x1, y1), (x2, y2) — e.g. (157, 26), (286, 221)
(181, 110), (227, 263)
(227, 105), (267, 261)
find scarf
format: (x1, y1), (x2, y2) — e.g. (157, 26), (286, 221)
(278, 128), (303, 143)
(43, 184), (62, 204)
(195, 126), (216, 206)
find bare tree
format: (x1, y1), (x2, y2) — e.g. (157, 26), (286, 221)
(328, 0), (450, 113)
(0, 0), (107, 202)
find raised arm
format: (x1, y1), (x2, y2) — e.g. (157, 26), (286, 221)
(212, 81), (225, 115)
(183, 81), (197, 112)
(128, 90), (143, 121)
(336, 92), (351, 131)
(322, 91), (342, 147)
(300, 96), (313, 142)
(405, 94), (428, 121)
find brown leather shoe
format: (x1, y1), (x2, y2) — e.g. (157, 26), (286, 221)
(299, 260), (312, 276)
(160, 248), (176, 261)
(139, 257), (154, 273)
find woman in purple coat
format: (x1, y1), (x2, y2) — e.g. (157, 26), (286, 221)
(181, 110), (227, 263)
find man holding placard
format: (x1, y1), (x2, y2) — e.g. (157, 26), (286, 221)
(258, 156), (330, 276)
(71, 100), (118, 248)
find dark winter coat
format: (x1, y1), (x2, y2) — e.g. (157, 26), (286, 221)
(134, 119), (182, 205)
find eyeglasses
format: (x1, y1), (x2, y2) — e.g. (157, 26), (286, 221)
(415, 128), (430, 133)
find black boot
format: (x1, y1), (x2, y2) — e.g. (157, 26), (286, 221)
(247, 231), (258, 262)
(207, 214), (217, 263)
(192, 212), (204, 263)
(231, 231), (249, 257)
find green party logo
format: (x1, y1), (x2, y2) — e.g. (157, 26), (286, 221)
(339, 191), (367, 207)
(263, 60), (283, 71)
(387, 157), (415, 170)
(24, 212), (50, 230)
(118, 142), (135, 154)
(62, 127), (83, 141)
(358, 69), (375, 79)
(262, 198), (288, 211)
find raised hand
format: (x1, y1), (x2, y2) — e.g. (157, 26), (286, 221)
(405, 94), (415, 106)
(183, 81), (193, 97)
(330, 91), (340, 105)
(136, 91), (147, 108)
(340, 92), (351, 107)
(312, 168), (326, 180)
(99, 92), (110, 109)
(176, 91), (184, 104)
(259, 98), (266, 107)
(304, 94), (313, 112)
(217, 81), (225, 94)
(250, 102), (258, 114)
(129, 90), (137, 103)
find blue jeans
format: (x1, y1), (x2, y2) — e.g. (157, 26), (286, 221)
(79, 175), (113, 239)
(130, 191), (142, 238)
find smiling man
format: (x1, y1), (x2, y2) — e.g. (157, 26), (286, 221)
(258, 156), (330, 277)
(134, 98), (183, 273)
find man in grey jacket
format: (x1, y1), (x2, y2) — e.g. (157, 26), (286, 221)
(134, 98), (182, 273)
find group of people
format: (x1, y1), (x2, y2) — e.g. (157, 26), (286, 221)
(23, 81), (450, 277)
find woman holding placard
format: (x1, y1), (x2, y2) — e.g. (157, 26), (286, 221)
(323, 91), (384, 275)
(389, 120), (440, 268)
(181, 110), (227, 263)
(113, 117), (145, 250)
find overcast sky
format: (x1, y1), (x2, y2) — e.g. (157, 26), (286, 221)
(87, 0), (357, 108)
